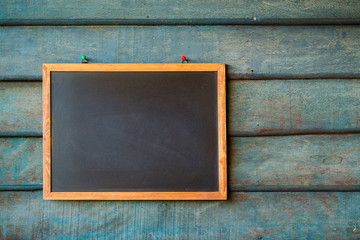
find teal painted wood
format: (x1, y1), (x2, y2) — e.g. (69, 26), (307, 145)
(1, 26), (360, 80)
(0, 83), (42, 136)
(2, 80), (360, 136)
(229, 134), (360, 191)
(1, 191), (360, 239)
(228, 79), (360, 136)
(1, 0), (360, 25)
(0, 138), (42, 188)
(0, 185), (42, 191)
(1, 135), (359, 191)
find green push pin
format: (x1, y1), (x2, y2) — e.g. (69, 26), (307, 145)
(81, 55), (88, 63)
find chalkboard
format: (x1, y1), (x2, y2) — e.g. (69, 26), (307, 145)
(43, 64), (226, 200)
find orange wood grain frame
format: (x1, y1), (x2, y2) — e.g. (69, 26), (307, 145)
(43, 64), (227, 200)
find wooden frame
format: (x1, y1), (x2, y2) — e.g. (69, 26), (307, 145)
(43, 63), (227, 200)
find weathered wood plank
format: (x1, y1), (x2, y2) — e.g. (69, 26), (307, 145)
(1, 135), (359, 191)
(229, 134), (360, 191)
(1, 0), (360, 25)
(0, 138), (42, 188)
(228, 79), (360, 135)
(1, 26), (360, 80)
(0, 83), (42, 136)
(1, 191), (359, 239)
(2, 79), (360, 136)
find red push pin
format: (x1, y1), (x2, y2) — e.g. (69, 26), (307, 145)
(181, 56), (189, 63)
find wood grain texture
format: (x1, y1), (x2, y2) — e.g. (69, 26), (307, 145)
(0, 82), (42, 136)
(1, 191), (360, 239)
(229, 134), (360, 191)
(2, 79), (360, 136)
(43, 63), (225, 72)
(228, 79), (360, 136)
(43, 64), (226, 200)
(217, 65), (227, 197)
(0, 138), (42, 188)
(1, 26), (360, 80)
(2, 135), (360, 191)
(1, 0), (360, 25)
(42, 65), (51, 199)
(1, 2), (359, 238)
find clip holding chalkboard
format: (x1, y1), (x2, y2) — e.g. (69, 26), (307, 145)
(181, 56), (189, 63)
(81, 55), (88, 63)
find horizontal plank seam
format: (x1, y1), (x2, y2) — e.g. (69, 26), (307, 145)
(228, 74), (360, 80)
(230, 77), (360, 80)
(231, 189), (360, 193)
(0, 184), (42, 187)
(229, 131), (360, 137)
(0, 79), (42, 82)
(3, 77), (360, 83)
(2, 132), (360, 138)
(1, 20), (360, 26)
(0, 135), (43, 138)
(3, 75), (360, 81)
(1, 186), (360, 192)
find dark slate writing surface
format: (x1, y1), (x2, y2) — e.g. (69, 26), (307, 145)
(51, 71), (219, 192)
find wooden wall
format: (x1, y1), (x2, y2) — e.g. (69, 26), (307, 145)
(1, 1), (360, 239)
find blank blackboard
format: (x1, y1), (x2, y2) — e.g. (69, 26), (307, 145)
(43, 64), (226, 200)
